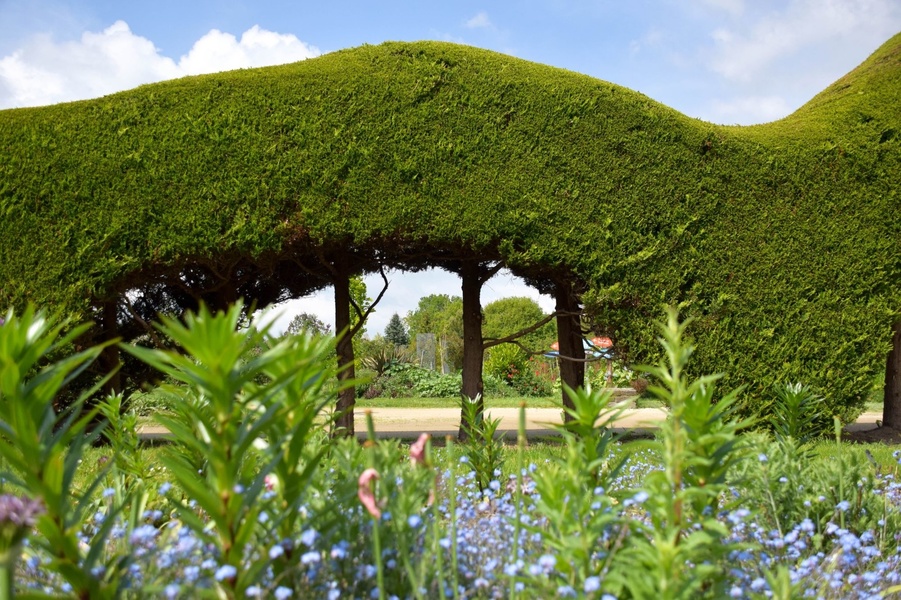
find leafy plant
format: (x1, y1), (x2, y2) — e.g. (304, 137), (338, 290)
(484, 344), (527, 384)
(362, 345), (413, 376)
(521, 386), (628, 595)
(0, 306), (125, 598)
(121, 302), (339, 598)
(609, 307), (752, 599)
(458, 395), (503, 492)
(768, 382), (833, 443)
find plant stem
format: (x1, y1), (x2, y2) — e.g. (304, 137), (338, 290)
(0, 549), (16, 600)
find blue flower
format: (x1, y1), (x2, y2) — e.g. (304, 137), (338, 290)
(538, 553), (556, 572)
(274, 586), (292, 600)
(214, 564), (237, 581)
(584, 576), (601, 593)
(129, 524), (158, 546)
(836, 500), (851, 512)
(407, 514), (422, 528)
(330, 541), (348, 560)
(301, 527), (318, 547)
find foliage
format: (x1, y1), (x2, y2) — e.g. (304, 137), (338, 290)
(384, 313), (409, 347)
(587, 360), (633, 389)
(608, 308), (753, 598)
(285, 312), (331, 337)
(520, 385), (627, 595)
(458, 396), (504, 492)
(766, 382), (834, 443)
(0, 306), (123, 598)
(120, 302), (342, 597)
(484, 346), (555, 397)
(360, 341), (412, 376)
(371, 363), (462, 399)
(483, 343), (527, 383)
(482, 297), (556, 352)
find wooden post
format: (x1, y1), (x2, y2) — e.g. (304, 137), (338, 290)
(555, 282), (585, 419)
(459, 260), (485, 439)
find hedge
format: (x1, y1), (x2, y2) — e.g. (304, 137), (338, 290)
(1, 34), (899, 420)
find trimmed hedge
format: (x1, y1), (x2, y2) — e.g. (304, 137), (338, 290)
(1, 35), (899, 420)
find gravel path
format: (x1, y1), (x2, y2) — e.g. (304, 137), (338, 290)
(139, 407), (884, 441)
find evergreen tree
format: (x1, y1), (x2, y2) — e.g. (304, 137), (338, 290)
(384, 313), (409, 346)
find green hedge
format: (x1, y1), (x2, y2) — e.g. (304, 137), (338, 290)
(1, 35), (899, 420)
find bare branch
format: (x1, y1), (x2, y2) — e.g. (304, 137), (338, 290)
(121, 295), (167, 350)
(349, 267), (390, 338)
(289, 254), (330, 281)
(478, 261), (504, 285)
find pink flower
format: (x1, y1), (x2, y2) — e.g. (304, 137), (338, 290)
(410, 433), (430, 466)
(358, 468), (381, 518)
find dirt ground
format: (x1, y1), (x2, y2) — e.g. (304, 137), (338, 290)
(842, 423), (901, 444)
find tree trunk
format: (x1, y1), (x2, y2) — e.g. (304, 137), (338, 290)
(334, 270), (356, 437)
(100, 299), (122, 397)
(555, 283), (585, 420)
(884, 320), (901, 430)
(459, 261), (485, 439)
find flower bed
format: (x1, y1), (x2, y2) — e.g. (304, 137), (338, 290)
(0, 305), (899, 599)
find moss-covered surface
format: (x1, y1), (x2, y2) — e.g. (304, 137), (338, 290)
(1, 35), (899, 420)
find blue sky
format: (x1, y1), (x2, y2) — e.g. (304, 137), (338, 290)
(2, 0), (899, 334)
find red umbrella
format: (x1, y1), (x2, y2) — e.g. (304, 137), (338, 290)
(591, 336), (613, 348)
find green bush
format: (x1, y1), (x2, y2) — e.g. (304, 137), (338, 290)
(484, 344), (527, 383)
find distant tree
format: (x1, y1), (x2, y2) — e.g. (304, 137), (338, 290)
(384, 313), (409, 346)
(482, 296), (556, 352)
(285, 312), (331, 337)
(406, 294), (464, 370)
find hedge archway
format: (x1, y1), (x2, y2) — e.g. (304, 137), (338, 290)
(1, 34), (899, 429)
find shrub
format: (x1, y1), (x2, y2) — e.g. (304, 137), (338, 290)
(483, 344), (527, 384)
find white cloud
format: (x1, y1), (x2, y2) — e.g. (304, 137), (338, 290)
(708, 0), (901, 82)
(179, 25), (319, 75)
(0, 20), (320, 109)
(465, 11), (493, 29)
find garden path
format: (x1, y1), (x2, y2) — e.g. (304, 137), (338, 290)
(138, 407), (885, 441)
